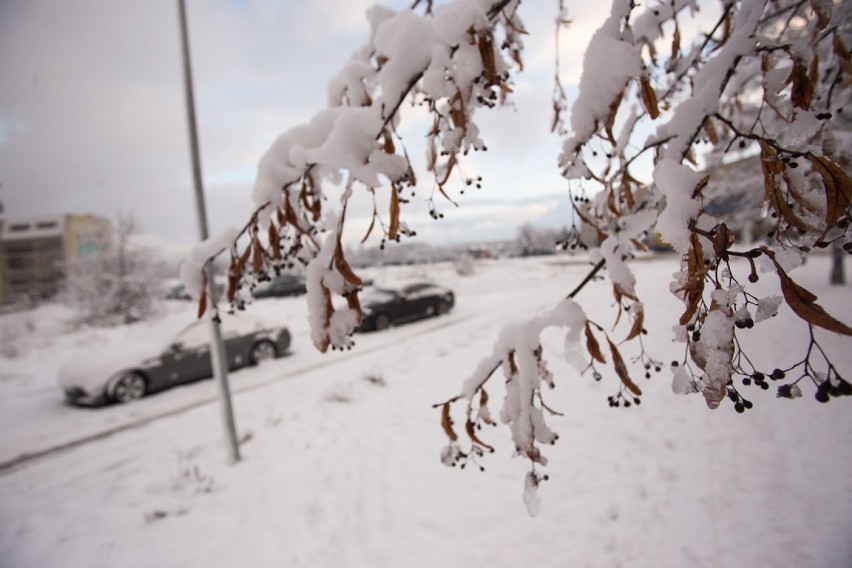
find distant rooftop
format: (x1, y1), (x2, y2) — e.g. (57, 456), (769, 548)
(0, 215), (65, 241)
(0, 214), (110, 242)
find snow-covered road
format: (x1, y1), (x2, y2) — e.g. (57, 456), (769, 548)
(0, 259), (562, 471)
(1, 255), (850, 567)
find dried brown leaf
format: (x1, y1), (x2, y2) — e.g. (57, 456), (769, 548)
(477, 31), (497, 84)
(807, 153), (852, 229)
(268, 224), (281, 260)
(621, 179), (635, 210)
(810, 0), (832, 29)
(770, 255), (852, 336)
(606, 188), (619, 215)
(703, 117), (719, 146)
(671, 25), (681, 59)
(479, 388), (494, 425)
(679, 234), (706, 326)
(712, 223), (735, 259)
(612, 284), (638, 328)
(388, 186), (401, 240)
(510, 48), (524, 71)
(760, 141), (815, 232)
(441, 403), (458, 442)
(604, 91), (624, 144)
(625, 305), (644, 342)
(197, 290), (207, 319)
(251, 239), (264, 273)
(789, 58), (814, 110)
(276, 208), (288, 227)
(585, 323), (607, 364)
(316, 285), (333, 353)
(346, 291), (363, 324)
(227, 273), (239, 302)
(335, 240), (363, 287)
(808, 53), (819, 89)
(381, 129), (395, 154)
(361, 206), (377, 244)
(692, 175), (710, 198)
(607, 337), (642, 396)
(639, 75), (660, 120)
(235, 243), (252, 273)
(465, 420), (494, 452)
(450, 92), (467, 130)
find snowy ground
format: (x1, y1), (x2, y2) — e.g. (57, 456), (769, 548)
(0, 254), (850, 568)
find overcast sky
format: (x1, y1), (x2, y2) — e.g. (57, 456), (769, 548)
(0, 0), (617, 256)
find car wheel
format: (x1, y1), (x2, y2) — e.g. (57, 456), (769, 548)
(250, 340), (277, 365)
(374, 313), (391, 331)
(111, 373), (146, 403)
(437, 301), (451, 315)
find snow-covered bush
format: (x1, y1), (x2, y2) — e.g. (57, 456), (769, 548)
(66, 213), (165, 326)
(183, 0), (851, 508)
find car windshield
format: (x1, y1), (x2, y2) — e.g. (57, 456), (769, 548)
(253, 281), (273, 294)
(363, 288), (398, 304)
(170, 320), (209, 348)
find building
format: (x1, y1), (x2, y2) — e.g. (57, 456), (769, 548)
(0, 214), (112, 304)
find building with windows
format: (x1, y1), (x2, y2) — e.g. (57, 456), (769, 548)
(0, 214), (112, 304)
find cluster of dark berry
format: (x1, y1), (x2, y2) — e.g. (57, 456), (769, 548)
(813, 376), (852, 403)
(742, 369), (784, 390)
(447, 444), (487, 472)
(727, 387), (754, 413)
(607, 393), (641, 408)
(427, 208), (444, 220)
(643, 362), (661, 380)
(459, 176), (483, 195)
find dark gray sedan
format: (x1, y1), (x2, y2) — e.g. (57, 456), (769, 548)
(59, 317), (291, 406)
(358, 281), (454, 331)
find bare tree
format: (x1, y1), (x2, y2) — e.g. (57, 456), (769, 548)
(66, 212), (165, 325)
(181, 0), (851, 506)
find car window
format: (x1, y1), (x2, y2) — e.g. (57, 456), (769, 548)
(172, 320), (209, 348)
(364, 288), (397, 303)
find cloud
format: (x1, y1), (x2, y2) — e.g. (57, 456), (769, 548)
(0, 0), (604, 258)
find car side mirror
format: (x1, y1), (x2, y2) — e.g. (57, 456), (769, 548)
(168, 342), (184, 353)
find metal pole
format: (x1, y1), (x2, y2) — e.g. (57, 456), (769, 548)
(177, 0), (240, 464)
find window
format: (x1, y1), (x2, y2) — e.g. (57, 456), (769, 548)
(9, 224), (30, 232)
(36, 221), (58, 230)
(5, 243), (34, 254)
(7, 257), (32, 269)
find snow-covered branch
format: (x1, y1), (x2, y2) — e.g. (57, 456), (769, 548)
(182, 0), (851, 512)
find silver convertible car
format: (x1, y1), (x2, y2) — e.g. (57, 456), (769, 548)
(59, 316), (291, 406)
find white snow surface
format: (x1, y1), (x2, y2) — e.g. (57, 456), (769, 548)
(1, 255), (851, 567)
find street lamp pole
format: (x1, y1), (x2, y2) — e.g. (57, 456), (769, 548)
(177, 0), (240, 464)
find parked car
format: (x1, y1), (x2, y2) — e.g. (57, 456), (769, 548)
(252, 274), (307, 298)
(358, 281), (454, 331)
(165, 282), (225, 301)
(59, 316), (291, 406)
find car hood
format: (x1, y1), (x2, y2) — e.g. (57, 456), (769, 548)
(58, 340), (164, 392)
